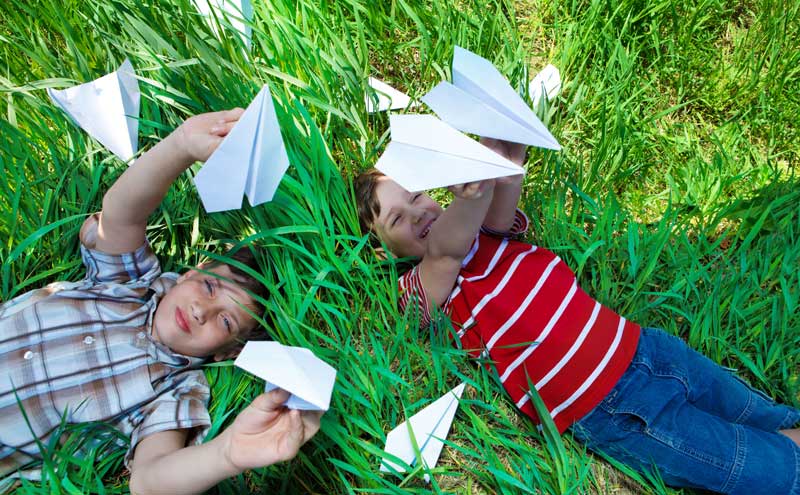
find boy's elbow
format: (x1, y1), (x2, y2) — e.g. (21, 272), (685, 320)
(128, 469), (145, 495)
(128, 459), (157, 495)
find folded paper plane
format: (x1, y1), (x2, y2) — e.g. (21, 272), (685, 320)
(529, 64), (561, 108)
(47, 59), (140, 162)
(421, 46), (561, 150)
(380, 383), (466, 479)
(193, 0), (253, 48)
(375, 115), (524, 192)
(366, 77), (413, 113)
(234, 341), (336, 411)
(193, 85), (290, 212)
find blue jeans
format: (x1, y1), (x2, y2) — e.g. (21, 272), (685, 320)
(571, 328), (800, 494)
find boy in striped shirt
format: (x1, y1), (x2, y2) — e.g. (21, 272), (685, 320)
(355, 138), (800, 494)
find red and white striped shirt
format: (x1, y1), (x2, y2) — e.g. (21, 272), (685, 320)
(398, 211), (640, 433)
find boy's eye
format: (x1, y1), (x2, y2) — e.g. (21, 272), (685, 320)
(222, 315), (232, 333)
(204, 280), (214, 295)
(412, 193), (421, 202)
(391, 215), (400, 227)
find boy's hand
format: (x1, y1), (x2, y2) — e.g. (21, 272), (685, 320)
(480, 137), (528, 166)
(448, 179), (495, 200)
(174, 108), (245, 163)
(221, 389), (322, 473)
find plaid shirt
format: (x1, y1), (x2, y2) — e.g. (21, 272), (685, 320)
(0, 214), (211, 480)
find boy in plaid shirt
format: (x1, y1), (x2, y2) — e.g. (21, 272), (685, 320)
(0, 109), (321, 493)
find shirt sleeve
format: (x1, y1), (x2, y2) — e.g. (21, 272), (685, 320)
(79, 213), (161, 286)
(123, 369), (212, 468)
(398, 265), (432, 329)
(480, 209), (530, 238)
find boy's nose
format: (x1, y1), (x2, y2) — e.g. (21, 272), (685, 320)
(192, 303), (207, 323)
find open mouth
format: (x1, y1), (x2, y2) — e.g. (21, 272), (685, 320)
(419, 218), (435, 239)
(175, 308), (191, 334)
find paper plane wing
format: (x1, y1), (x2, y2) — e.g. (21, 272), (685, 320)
(422, 82), (559, 149)
(234, 341), (336, 411)
(380, 383), (466, 475)
(375, 115), (523, 192)
(366, 77), (412, 113)
(116, 59), (141, 157)
(245, 86), (291, 207)
(193, 0), (253, 48)
(446, 46), (560, 150)
(529, 64), (561, 108)
(194, 85), (290, 213)
(47, 59), (140, 162)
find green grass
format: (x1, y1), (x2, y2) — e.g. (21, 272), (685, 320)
(1, 0), (798, 493)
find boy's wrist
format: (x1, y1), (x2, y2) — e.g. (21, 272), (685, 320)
(168, 125), (202, 166)
(214, 429), (246, 479)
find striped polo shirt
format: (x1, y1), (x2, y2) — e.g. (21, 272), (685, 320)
(399, 211), (640, 433)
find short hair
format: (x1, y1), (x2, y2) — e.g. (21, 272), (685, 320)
(353, 168), (385, 237)
(207, 245), (270, 340)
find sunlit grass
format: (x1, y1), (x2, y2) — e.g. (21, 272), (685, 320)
(1, 0), (798, 493)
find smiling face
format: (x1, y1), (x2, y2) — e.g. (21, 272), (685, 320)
(152, 264), (257, 359)
(372, 176), (443, 258)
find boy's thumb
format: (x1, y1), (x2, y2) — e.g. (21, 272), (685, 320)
(255, 389), (290, 412)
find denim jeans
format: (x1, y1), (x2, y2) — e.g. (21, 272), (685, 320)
(571, 328), (800, 495)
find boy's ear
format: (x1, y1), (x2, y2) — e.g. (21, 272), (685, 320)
(374, 246), (388, 261)
(213, 342), (243, 362)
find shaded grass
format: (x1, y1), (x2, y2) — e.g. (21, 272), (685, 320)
(0, 0), (798, 493)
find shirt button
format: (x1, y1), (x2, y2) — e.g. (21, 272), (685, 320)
(23, 350), (34, 360)
(83, 336), (95, 345)
(137, 332), (146, 340)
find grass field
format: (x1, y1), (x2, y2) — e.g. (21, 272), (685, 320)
(1, 0), (798, 493)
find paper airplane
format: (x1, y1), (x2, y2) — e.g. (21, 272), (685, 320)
(421, 46), (560, 151)
(366, 77), (414, 113)
(529, 64), (561, 108)
(234, 341), (337, 411)
(380, 383), (466, 479)
(193, 85), (290, 213)
(375, 115), (524, 192)
(47, 59), (140, 162)
(193, 0), (253, 48)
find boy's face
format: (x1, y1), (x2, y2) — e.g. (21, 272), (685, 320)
(153, 264), (257, 359)
(372, 176), (443, 258)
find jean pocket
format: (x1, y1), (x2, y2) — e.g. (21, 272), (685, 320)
(611, 409), (649, 434)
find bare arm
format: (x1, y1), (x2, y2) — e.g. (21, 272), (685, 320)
(479, 138), (528, 233)
(95, 109), (244, 254)
(418, 180), (496, 307)
(129, 389), (322, 495)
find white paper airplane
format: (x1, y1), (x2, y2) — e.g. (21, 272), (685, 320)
(375, 115), (524, 192)
(47, 59), (140, 162)
(366, 77), (414, 113)
(380, 383), (466, 479)
(421, 46), (560, 151)
(193, 0), (253, 48)
(193, 85), (290, 213)
(234, 341), (337, 411)
(529, 64), (561, 108)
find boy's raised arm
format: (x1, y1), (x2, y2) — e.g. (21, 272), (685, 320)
(418, 180), (496, 307)
(129, 389), (322, 495)
(93, 109), (244, 254)
(479, 138), (528, 234)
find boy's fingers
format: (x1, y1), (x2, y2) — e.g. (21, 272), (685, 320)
(300, 411), (323, 442)
(221, 107), (245, 121)
(210, 120), (238, 137)
(252, 389), (291, 412)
